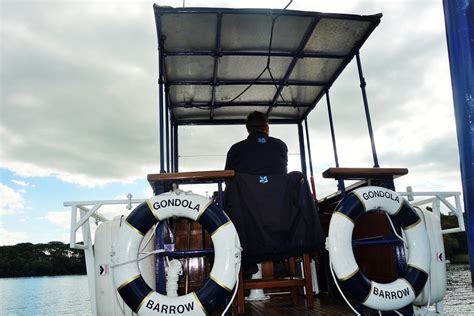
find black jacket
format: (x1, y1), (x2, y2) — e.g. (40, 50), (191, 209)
(224, 172), (324, 264)
(224, 132), (287, 175)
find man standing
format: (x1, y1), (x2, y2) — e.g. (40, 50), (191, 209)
(225, 111), (288, 174)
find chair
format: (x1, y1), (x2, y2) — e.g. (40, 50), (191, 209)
(224, 171), (323, 314)
(236, 254), (314, 314)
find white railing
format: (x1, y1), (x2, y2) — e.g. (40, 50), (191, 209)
(65, 193), (146, 250)
(64, 194), (146, 316)
(399, 188), (465, 234)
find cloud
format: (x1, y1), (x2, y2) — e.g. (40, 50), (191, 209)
(0, 226), (29, 245)
(1, 1), (159, 186)
(44, 211), (71, 229)
(0, 183), (25, 216)
(0, 0), (462, 200)
(44, 210), (87, 244)
(11, 179), (29, 187)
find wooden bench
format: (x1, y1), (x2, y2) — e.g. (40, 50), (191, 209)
(147, 170), (235, 194)
(319, 167), (408, 209)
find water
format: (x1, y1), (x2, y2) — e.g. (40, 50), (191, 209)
(444, 264), (474, 315)
(0, 275), (90, 315)
(0, 265), (472, 315)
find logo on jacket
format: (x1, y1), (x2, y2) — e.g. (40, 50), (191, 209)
(259, 176), (269, 184)
(257, 137), (267, 143)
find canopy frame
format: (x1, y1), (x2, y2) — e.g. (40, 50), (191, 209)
(153, 5), (383, 177)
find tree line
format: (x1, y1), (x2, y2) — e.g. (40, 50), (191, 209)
(0, 241), (86, 278)
(441, 213), (470, 263)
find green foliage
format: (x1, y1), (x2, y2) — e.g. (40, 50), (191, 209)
(443, 234), (459, 258)
(0, 241), (86, 278)
(450, 253), (470, 264)
(440, 213), (469, 261)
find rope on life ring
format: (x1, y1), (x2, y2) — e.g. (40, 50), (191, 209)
(327, 186), (430, 311)
(112, 190), (242, 316)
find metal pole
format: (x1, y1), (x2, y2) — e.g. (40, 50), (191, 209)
(304, 118), (317, 199)
(443, 0), (474, 284)
(170, 122), (174, 173)
(165, 87), (170, 173)
(80, 209), (97, 315)
(326, 91), (340, 167)
(355, 52), (379, 168)
(173, 124), (179, 172)
(326, 91), (345, 195)
(158, 50), (165, 173)
(298, 122), (307, 176)
(304, 119), (314, 177)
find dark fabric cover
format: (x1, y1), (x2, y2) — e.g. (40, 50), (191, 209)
(224, 171), (324, 265)
(224, 131), (288, 175)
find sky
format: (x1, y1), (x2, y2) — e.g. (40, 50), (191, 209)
(0, 0), (464, 246)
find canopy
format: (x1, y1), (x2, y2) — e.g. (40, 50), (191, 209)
(153, 5), (382, 125)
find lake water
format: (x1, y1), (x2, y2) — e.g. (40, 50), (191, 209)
(0, 265), (473, 315)
(444, 264), (474, 315)
(0, 275), (90, 315)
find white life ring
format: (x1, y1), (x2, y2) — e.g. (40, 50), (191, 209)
(327, 186), (430, 311)
(112, 191), (242, 315)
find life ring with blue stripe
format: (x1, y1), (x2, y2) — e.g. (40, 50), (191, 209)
(112, 191), (242, 315)
(327, 186), (430, 311)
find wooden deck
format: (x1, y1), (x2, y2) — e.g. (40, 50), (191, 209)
(230, 293), (353, 315)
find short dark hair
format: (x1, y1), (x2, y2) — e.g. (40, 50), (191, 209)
(246, 111), (269, 133)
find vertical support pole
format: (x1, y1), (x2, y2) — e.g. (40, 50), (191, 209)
(173, 124), (179, 172)
(304, 118), (317, 199)
(443, 0), (474, 284)
(170, 122), (174, 172)
(217, 181), (224, 211)
(70, 205), (78, 248)
(169, 121), (174, 172)
(158, 49), (165, 173)
(298, 122), (307, 176)
(326, 91), (340, 168)
(156, 222), (166, 294)
(326, 91), (345, 195)
(80, 210), (97, 315)
(154, 9), (168, 298)
(356, 52), (379, 168)
(454, 194), (466, 231)
(165, 87), (170, 173)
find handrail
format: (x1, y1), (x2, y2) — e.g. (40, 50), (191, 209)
(147, 170), (235, 183)
(65, 195), (146, 250)
(398, 190), (465, 234)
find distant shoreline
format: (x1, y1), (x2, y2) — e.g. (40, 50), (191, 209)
(0, 241), (86, 278)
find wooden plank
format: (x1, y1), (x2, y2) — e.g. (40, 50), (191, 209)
(322, 167), (408, 179)
(244, 278), (306, 289)
(233, 294), (352, 315)
(147, 170), (235, 184)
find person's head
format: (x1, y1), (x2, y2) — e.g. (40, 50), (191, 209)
(246, 111), (269, 135)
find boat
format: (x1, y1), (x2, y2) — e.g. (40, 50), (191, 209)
(65, 2), (473, 315)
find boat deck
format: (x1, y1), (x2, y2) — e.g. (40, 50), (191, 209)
(230, 293), (352, 315)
